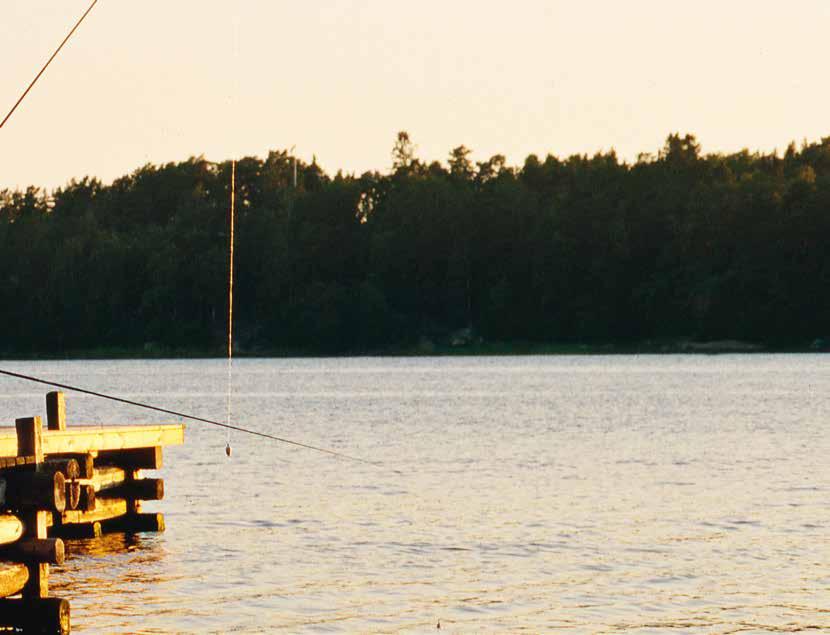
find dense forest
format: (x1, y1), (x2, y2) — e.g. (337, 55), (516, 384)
(1, 132), (829, 356)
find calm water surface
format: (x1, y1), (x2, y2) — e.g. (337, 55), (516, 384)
(0, 355), (828, 633)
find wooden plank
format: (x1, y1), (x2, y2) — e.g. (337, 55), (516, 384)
(58, 497), (127, 525)
(0, 514), (24, 546)
(0, 563), (29, 598)
(0, 455), (37, 470)
(103, 512), (165, 534)
(80, 466), (130, 492)
(40, 453), (94, 479)
(2, 472), (67, 513)
(0, 458), (78, 480)
(49, 520), (101, 540)
(97, 446), (163, 470)
(0, 597), (70, 634)
(98, 478), (163, 502)
(0, 538), (65, 565)
(0, 424), (184, 457)
(46, 392), (67, 431)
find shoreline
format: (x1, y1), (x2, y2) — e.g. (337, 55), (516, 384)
(1, 339), (827, 361)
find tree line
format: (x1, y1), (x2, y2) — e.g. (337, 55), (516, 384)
(1, 132), (829, 355)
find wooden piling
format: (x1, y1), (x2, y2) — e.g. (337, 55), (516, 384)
(97, 446), (163, 470)
(97, 478), (164, 502)
(103, 512), (165, 534)
(67, 453), (95, 480)
(2, 537), (66, 566)
(67, 480), (81, 510)
(0, 393), (185, 632)
(0, 514), (24, 545)
(15, 417), (51, 603)
(0, 597), (70, 635)
(2, 471), (67, 513)
(0, 563), (28, 598)
(46, 391), (67, 431)
(45, 457), (81, 480)
(78, 484), (96, 512)
(50, 520), (102, 540)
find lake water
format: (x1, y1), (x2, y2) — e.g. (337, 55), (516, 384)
(0, 355), (828, 633)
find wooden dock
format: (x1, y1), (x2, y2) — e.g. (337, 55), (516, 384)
(0, 392), (184, 634)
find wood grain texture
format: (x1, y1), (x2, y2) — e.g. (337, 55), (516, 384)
(0, 563), (28, 598)
(0, 514), (24, 546)
(0, 597), (70, 634)
(0, 424), (184, 457)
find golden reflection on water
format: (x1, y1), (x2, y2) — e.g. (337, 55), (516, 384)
(61, 531), (154, 558)
(50, 531), (178, 632)
(3, 356), (829, 633)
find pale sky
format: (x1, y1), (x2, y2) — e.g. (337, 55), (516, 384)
(2, 1), (829, 190)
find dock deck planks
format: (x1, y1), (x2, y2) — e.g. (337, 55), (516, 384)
(0, 424), (184, 457)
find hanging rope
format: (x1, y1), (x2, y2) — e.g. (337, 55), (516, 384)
(1, 0), (99, 130)
(225, 160), (236, 456)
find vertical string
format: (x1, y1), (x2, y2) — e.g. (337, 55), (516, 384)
(225, 7), (240, 457)
(227, 161), (236, 365)
(226, 159), (236, 455)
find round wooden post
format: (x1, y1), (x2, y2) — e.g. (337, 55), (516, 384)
(0, 597), (70, 634)
(15, 417), (50, 600)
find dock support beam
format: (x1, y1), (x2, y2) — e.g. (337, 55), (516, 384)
(0, 597), (70, 634)
(11, 416), (70, 634)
